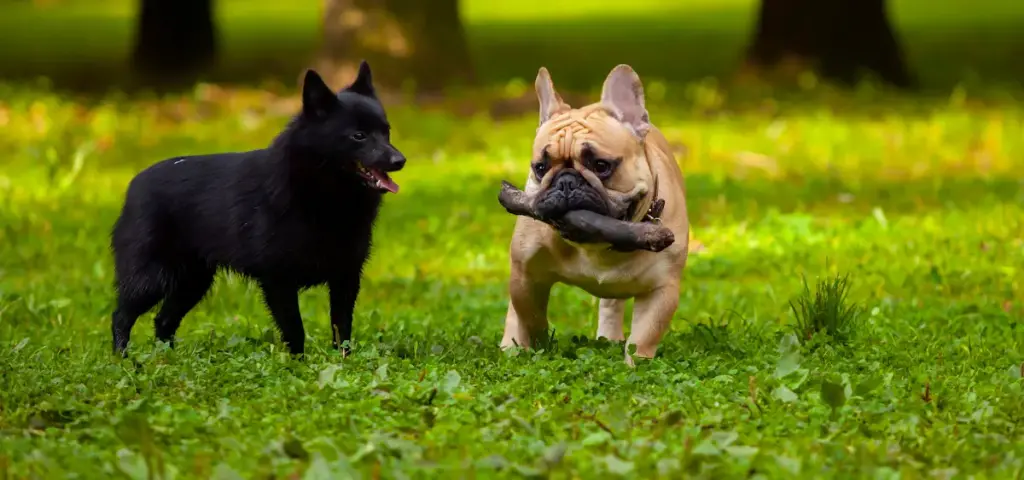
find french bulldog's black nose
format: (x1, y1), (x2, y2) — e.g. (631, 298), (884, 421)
(389, 153), (406, 171)
(553, 169), (582, 191)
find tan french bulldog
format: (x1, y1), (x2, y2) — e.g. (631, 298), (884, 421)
(500, 64), (690, 365)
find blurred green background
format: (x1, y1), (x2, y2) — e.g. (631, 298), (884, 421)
(1, 0), (1022, 478)
(0, 0), (1021, 92)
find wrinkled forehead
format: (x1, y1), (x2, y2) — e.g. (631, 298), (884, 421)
(533, 105), (638, 160)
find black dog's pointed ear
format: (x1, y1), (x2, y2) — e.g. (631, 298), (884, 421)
(302, 69), (337, 119)
(345, 60), (376, 97)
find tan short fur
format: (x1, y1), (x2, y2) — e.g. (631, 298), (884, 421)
(500, 64), (690, 365)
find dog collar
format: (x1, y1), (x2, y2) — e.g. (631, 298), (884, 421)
(629, 174), (663, 225)
(643, 197), (665, 224)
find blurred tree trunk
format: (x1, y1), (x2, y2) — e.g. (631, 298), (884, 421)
(746, 0), (914, 88)
(317, 0), (474, 93)
(132, 0), (217, 81)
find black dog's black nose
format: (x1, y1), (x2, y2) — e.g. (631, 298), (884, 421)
(389, 154), (406, 171)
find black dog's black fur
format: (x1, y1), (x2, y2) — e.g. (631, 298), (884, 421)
(110, 61), (405, 355)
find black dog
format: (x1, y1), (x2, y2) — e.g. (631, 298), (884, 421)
(110, 61), (404, 356)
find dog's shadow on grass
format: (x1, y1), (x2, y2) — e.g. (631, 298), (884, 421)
(115, 301), (801, 377)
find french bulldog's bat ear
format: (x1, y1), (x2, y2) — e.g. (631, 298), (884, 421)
(535, 67), (571, 126)
(302, 69), (338, 119)
(600, 64), (650, 138)
(345, 60), (377, 98)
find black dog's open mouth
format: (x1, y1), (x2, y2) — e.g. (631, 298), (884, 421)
(355, 164), (400, 193)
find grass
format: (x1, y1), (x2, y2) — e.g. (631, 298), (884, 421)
(1, 0), (1024, 478)
(1, 73), (1023, 478)
(789, 273), (862, 346)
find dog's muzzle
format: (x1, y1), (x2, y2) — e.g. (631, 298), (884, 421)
(533, 169), (610, 220)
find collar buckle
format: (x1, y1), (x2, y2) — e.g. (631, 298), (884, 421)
(643, 198), (665, 224)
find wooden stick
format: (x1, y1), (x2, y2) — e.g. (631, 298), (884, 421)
(497, 181), (675, 253)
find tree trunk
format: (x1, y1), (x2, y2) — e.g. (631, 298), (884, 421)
(132, 0), (217, 81)
(746, 0), (914, 88)
(317, 0), (474, 94)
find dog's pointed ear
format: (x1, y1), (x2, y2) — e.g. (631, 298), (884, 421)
(345, 60), (377, 98)
(302, 69), (338, 119)
(536, 67), (570, 126)
(600, 64), (650, 138)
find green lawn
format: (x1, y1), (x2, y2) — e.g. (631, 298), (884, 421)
(1, 0), (1024, 478)
(1, 74), (1023, 478)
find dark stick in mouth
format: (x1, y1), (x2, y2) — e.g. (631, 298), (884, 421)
(497, 181), (675, 253)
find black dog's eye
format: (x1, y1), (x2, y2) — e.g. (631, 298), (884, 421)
(592, 160), (614, 178)
(351, 132), (367, 141)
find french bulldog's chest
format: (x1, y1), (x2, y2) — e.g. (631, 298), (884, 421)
(550, 247), (671, 299)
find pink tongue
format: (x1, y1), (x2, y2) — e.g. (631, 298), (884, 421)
(371, 170), (399, 193)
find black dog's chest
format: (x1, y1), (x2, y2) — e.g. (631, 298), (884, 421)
(252, 217), (374, 284)
(207, 192), (378, 287)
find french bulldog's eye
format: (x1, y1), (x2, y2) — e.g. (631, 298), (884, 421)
(532, 162), (548, 177)
(592, 160), (613, 177)
(351, 132), (367, 141)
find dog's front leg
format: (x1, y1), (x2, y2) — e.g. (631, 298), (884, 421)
(501, 266), (552, 350)
(260, 281), (305, 355)
(625, 283), (679, 365)
(328, 273), (361, 355)
(597, 298), (627, 341)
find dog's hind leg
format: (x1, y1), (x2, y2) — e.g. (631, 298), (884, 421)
(112, 269), (165, 354)
(624, 283), (679, 365)
(154, 267), (214, 347)
(259, 281), (305, 355)
(597, 298), (626, 342)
